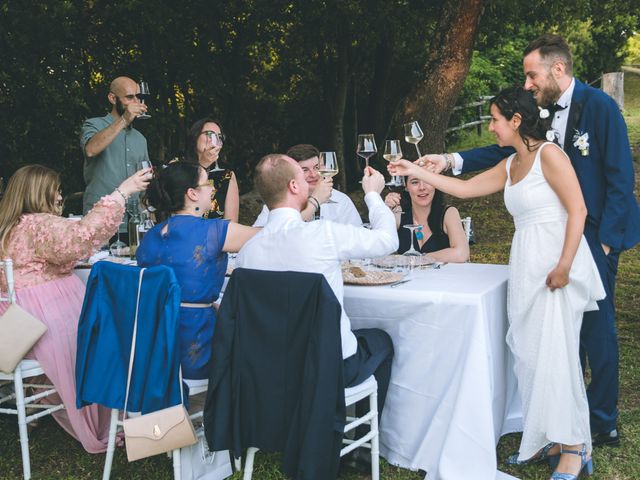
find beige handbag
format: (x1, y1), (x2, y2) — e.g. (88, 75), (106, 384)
(0, 303), (48, 373)
(122, 268), (197, 462)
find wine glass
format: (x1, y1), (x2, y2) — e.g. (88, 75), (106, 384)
(109, 227), (127, 257)
(356, 134), (377, 169)
(383, 140), (403, 163)
(385, 175), (406, 214)
(137, 82), (151, 119)
(319, 151), (339, 204)
(137, 160), (153, 180)
(404, 121), (424, 157)
(206, 131), (224, 172)
(402, 224), (422, 256)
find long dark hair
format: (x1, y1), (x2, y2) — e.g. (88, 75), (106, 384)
(400, 188), (446, 235)
(490, 86), (552, 151)
(186, 117), (224, 165)
(143, 162), (202, 221)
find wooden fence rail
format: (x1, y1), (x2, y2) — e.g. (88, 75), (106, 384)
(446, 95), (493, 136)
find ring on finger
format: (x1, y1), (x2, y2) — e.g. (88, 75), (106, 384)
(418, 160), (425, 167)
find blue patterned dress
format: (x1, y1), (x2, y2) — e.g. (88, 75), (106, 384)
(136, 215), (229, 379)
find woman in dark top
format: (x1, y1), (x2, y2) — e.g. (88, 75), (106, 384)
(385, 175), (469, 262)
(186, 117), (239, 222)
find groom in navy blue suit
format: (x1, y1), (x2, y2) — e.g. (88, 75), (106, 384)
(426, 35), (640, 447)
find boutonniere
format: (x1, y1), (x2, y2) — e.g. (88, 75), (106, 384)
(572, 130), (589, 156)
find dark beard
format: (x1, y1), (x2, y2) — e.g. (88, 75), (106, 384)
(538, 74), (562, 106)
(115, 97), (125, 116)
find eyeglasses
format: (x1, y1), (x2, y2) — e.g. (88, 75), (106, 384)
(201, 131), (226, 145)
(110, 92), (142, 101)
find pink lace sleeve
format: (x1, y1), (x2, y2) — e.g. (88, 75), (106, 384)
(30, 195), (125, 264)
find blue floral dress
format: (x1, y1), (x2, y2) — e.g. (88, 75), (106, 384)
(136, 215), (229, 379)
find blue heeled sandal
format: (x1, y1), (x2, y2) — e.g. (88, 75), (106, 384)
(505, 442), (559, 466)
(550, 444), (593, 479)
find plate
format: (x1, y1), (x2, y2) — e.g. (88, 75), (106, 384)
(372, 254), (435, 269)
(342, 267), (404, 286)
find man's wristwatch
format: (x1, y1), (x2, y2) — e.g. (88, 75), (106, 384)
(444, 153), (454, 171)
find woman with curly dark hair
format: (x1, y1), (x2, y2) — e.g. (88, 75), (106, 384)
(388, 86), (605, 479)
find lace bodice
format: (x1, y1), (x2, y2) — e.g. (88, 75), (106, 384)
(2, 195), (124, 289)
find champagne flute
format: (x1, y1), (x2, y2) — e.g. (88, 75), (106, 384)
(383, 140), (403, 163)
(402, 224), (422, 256)
(318, 151), (339, 204)
(404, 121), (424, 157)
(137, 82), (151, 119)
(356, 134), (377, 169)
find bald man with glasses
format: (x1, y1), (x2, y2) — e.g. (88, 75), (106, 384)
(80, 76), (150, 214)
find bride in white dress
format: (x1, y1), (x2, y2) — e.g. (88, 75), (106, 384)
(388, 86), (605, 480)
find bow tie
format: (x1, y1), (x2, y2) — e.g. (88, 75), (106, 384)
(545, 103), (567, 114)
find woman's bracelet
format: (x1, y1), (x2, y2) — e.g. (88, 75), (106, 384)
(308, 195), (320, 211)
(115, 187), (129, 202)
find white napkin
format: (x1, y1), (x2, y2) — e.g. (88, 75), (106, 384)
(88, 250), (110, 264)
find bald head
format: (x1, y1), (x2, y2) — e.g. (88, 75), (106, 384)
(254, 154), (302, 209)
(110, 76), (137, 96)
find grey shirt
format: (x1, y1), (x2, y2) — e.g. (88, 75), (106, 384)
(80, 113), (149, 214)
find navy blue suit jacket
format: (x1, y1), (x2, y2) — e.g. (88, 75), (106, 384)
(459, 79), (640, 251)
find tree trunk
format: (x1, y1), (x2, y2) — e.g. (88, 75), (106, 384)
(399, 0), (485, 156)
(323, 37), (350, 190)
(367, 33), (394, 142)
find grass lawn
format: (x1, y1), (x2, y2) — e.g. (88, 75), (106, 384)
(1, 75), (639, 479)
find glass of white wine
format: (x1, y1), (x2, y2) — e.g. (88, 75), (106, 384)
(383, 140), (403, 163)
(318, 151), (339, 204)
(404, 121), (424, 157)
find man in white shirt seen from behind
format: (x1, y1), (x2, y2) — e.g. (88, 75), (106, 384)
(253, 144), (362, 227)
(237, 155), (396, 460)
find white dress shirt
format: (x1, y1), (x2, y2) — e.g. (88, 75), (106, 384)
(237, 192), (398, 359)
(452, 77), (577, 173)
(253, 189), (362, 227)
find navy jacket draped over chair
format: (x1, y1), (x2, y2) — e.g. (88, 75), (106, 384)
(75, 261), (183, 414)
(204, 268), (346, 480)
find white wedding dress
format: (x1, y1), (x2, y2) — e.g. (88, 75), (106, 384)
(503, 142), (605, 460)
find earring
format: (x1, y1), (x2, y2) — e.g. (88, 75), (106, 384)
(195, 206), (200, 212)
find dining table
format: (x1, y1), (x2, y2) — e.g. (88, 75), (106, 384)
(74, 259), (523, 479)
(343, 262), (522, 480)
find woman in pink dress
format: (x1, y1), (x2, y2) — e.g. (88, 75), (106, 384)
(0, 164), (149, 453)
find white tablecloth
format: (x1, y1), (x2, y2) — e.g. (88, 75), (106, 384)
(343, 263), (522, 480)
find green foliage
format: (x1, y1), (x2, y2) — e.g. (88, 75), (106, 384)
(0, 0), (639, 195)
(626, 33), (640, 65)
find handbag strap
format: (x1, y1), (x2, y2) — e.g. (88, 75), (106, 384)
(123, 267), (184, 414)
